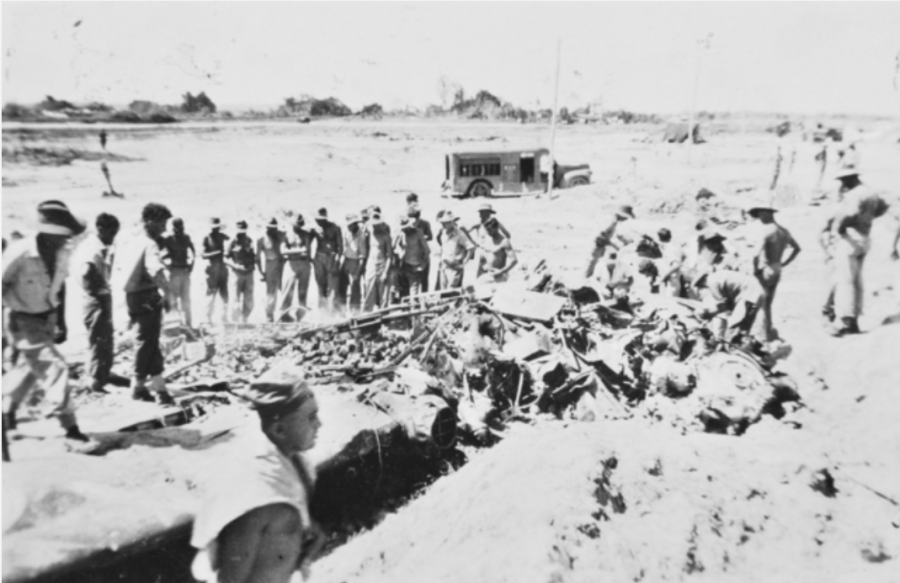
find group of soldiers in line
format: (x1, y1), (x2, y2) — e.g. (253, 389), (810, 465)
(176, 193), (518, 327)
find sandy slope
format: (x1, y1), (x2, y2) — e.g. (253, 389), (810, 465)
(3, 119), (900, 580)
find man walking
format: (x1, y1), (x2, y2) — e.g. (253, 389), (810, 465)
(823, 166), (890, 336)
(162, 217), (195, 328)
(747, 206), (801, 341)
(226, 221), (256, 324)
(281, 215), (314, 322)
(202, 218), (230, 325)
(438, 211), (475, 289)
(257, 219), (286, 323)
(363, 208), (393, 311)
(339, 213), (367, 314)
(3, 201), (91, 459)
(585, 205), (634, 279)
(394, 216), (430, 301)
(81, 213), (121, 393)
(311, 208), (343, 312)
(123, 203), (176, 404)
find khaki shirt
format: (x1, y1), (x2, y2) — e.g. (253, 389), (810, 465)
(124, 237), (168, 293)
(81, 236), (115, 297)
(2, 236), (72, 313)
(343, 228), (368, 260)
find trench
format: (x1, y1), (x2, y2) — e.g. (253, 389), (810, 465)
(30, 428), (474, 583)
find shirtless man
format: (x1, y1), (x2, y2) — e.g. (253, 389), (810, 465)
(585, 205), (634, 279)
(191, 368), (324, 583)
(747, 206), (801, 341)
(476, 217), (517, 283)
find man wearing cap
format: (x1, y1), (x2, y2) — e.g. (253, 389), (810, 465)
(394, 215), (430, 300)
(476, 216), (518, 283)
(124, 203), (176, 405)
(438, 211), (475, 289)
(339, 213), (368, 314)
(202, 218), (230, 325)
(311, 208), (343, 312)
(2, 200), (91, 457)
(257, 219), (287, 323)
(226, 221), (256, 324)
(191, 367), (324, 583)
(363, 207), (394, 311)
(821, 166), (890, 335)
(407, 202), (434, 292)
(162, 217), (196, 328)
(281, 215), (315, 321)
(585, 205), (634, 279)
(692, 269), (764, 343)
(81, 213), (121, 393)
(747, 206), (801, 341)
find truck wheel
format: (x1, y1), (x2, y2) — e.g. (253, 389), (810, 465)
(467, 181), (492, 198)
(568, 176), (589, 188)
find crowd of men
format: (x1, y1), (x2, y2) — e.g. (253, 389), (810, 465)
(2, 157), (898, 583)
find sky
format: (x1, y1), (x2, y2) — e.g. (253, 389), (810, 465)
(2, 2), (900, 116)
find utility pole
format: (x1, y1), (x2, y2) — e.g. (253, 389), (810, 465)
(547, 37), (562, 199)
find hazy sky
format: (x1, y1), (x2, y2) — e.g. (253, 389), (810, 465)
(3, 2), (900, 115)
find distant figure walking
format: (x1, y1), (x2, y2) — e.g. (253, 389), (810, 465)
(99, 130), (108, 150)
(100, 162), (123, 198)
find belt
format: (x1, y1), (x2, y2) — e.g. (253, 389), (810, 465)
(11, 309), (55, 320)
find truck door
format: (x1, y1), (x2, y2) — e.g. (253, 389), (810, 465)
(520, 157), (535, 183)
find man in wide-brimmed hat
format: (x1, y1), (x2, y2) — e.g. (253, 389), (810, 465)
(225, 220), (256, 323)
(257, 218), (287, 323)
(585, 205), (635, 279)
(339, 213), (367, 314)
(3, 200), (90, 459)
(746, 205), (801, 341)
(281, 214), (315, 321)
(310, 208), (343, 313)
(437, 211), (475, 289)
(201, 217), (230, 324)
(191, 367), (324, 583)
(820, 163), (890, 335)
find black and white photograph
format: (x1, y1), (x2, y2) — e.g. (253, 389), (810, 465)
(2, 2), (899, 582)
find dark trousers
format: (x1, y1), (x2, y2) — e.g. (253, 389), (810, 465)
(83, 294), (114, 387)
(338, 258), (364, 312)
(205, 262), (229, 323)
(397, 262), (423, 300)
(313, 253), (341, 310)
(421, 260), (431, 293)
(126, 290), (165, 380)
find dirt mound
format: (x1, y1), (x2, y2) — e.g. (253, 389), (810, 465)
(314, 420), (898, 583)
(1, 147), (139, 167)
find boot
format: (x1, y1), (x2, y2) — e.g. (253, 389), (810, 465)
(830, 317), (859, 337)
(131, 377), (154, 402)
(148, 374), (175, 406)
(64, 425), (91, 442)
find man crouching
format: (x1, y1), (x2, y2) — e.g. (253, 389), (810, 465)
(191, 368), (324, 583)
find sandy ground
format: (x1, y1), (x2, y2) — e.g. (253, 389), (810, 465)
(3, 118), (900, 580)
